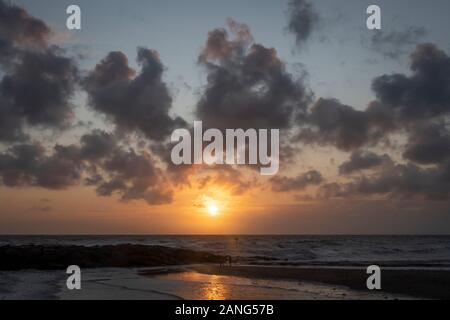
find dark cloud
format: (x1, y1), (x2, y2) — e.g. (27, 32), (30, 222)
(287, 0), (319, 48)
(79, 131), (173, 205)
(0, 96), (26, 142)
(372, 43), (450, 121)
(152, 138), (258, 194)
(84, 48), (185, 141)
(339, 151), (392, 175)
(270, 170), (323, 192)
(0, 143), (82, 189)
(150, 140), (195, 187)
(296, 98), (392, 151)
(403, 123), (450, 164)
(291, 43), (450, 202)
(196, 18), (312, 130)
(2, 0), (450, 210)
(0, 130), (173, 205)
(0, 0), (78, 143)
(93, 148), (173, 205)
(318, 161), (450, 201)
(34, 144), (84, 189)
(198, 18), (253, 63)
(79, 129), (117, 160)
(369, 27), (427, 60)
(0, 0), (50, 60)
(298, 44), (450, 154)
(1, 48), (78, 128)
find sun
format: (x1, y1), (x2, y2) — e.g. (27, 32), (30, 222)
(198, 192), (228, 218)
(207, 202), (219, 217)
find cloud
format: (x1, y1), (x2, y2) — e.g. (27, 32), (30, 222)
(0, 130), (173, 205)
(286, 0), (319, 48)
(196, 18), (312, 131)
(1, 0), (450, 209)
(197, 165), (255, 195)
(297, 44), (450, 155)
(293, 43), (450, 201)
(198, 18), (253, 63)
(1, 48), (78, 127)
(0, 143), (82, 189)
(371, 43), (450, 121)
(296, 98), (392, 151)
(270, 170), (323, 192)
(403, 123), (450, 164)
(339, 151), (393, 175)
(79, 131), (174, 205)
(150, 140), (197, 187)
(0, 0), (50, 60)
(0, 96), (25, 142)
(0, 0), (79, 143)
(369, 27), (427, 60)
(92, 148), (173, 205)
(79, 129), (117, 160)
(318, 161), (450, 201)
(84, 48), (185, 141)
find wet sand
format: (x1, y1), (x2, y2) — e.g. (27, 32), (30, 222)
(192, 265), (450, 299)
(1, 244), (449, 299)
(0, 267), (418, 300)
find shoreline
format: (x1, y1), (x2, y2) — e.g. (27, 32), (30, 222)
(1, 265), (448, 300)
(0, 267), (419, 300)
(190, 264), (450, 299)
(1, 243), (449, 299)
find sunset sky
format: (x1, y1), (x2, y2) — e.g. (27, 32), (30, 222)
(1, 0), (450, 234)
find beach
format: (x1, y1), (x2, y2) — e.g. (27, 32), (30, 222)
(0, 266), (427, 300)
(1, 236), (449, 300)
(193, 265), (450, 299)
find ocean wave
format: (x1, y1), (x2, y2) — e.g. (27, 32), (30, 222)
(1, 235), (450, 268)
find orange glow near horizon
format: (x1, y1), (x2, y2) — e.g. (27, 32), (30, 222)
(0, 174), (320, 234)
(195, 184), (234, 215)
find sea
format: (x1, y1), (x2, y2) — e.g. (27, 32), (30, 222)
(1, 235), (450, 268)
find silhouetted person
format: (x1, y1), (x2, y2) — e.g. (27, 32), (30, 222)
(219, 255), (233, 267)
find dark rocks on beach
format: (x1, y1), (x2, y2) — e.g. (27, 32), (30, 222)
(0, 244), (226, 270)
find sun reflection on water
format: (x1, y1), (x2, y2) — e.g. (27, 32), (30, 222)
(155, 271), (231, 300)
(201, 275), (228, 300)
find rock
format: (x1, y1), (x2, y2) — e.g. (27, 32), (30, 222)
(0, 244), (227, 270)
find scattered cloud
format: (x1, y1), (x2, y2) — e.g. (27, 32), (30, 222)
(339, 151), (393, 175)
(286, 0), (319, 48)
(1, 0), (450, 210)
(0, 0), (79, 142)
(372, 43), (450, 121)
(296, 98), (392, 151)
(369, 27), (427, 60)
(318, 161), (450, 201)
(84, 48), (186, 141)
(403, 123), (450, 164)
(270, 170), (323, 192)
(196, 18), (312, 131)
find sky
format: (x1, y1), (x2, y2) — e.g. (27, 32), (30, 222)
(1, 0), (450, 234)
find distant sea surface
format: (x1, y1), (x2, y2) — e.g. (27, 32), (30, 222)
(1, 235), (450, 268)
